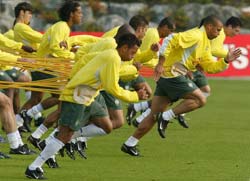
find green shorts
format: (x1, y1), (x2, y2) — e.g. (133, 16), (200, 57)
(89, 94), (108, 120)
(119, 75), (145, 90)
(100, 90), (122, 110)
(59, 95), (108, 131)
(31, 71), (56, 81)
(192, 71), (208, 88)
(0, 69), (23, 82)
(154, 76), (198, 102)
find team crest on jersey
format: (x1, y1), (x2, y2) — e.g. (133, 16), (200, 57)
(115, 99), (120, 105)
(188, 82), (193, 88)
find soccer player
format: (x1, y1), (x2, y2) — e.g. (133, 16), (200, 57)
(121, 15), (241, 156)
(175, 16), (243, 128)
(13, 2), (43, 51)
(0, 50), (35, 157)
(126, 17), (177, 126)
(25, 33), (148, 179)
(21, 0), (82, 133)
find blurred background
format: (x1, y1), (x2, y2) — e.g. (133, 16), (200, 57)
(1, 0), (250, 33)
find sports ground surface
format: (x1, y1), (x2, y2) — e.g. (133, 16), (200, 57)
(0, 78), (250, 181)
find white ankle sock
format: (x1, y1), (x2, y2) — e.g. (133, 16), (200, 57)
(134, 101), (149, 112)
(162, 109), (175, 121)
(27, 104), (43, 118)
(31, 124), (48, 139)
(15, 114), (23, 128)
(7, 131), (19, 149)
(125, 136), (138, 147)
(29, 137), (64, 170)
(15, 131), (24, 146)
(136, 108), (151, 123)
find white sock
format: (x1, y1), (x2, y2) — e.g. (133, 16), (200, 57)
(77, 136), (88, 142)
(29, 137), (64, 170)
(162, 109), (175, 121)
(80, 124), (107, 137)
(125, 136), (138, 147)
(25, 91), (31, 100)
(15, 114), (24, 128)
(45, 128), (59, 144)
(7, 131), (19, 149)
(31, 124), (48, 139)
(34, 112), (42, 120)
(134, 101), (149, 112)
(15, 131), (24, 146)
(27, 104), (44, 118)
(136, 108), (151, 124)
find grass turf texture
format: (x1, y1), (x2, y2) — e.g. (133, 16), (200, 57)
(0, 78), (250, 181)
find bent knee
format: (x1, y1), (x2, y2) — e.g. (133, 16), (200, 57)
(198, 96), (207, 107)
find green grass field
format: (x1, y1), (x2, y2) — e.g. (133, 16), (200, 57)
(1, 79), (250, 181)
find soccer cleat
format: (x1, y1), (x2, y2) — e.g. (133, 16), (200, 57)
(25, 167), (46, 180)
(74, 141), (87, 159)
(38, 140), (46, 151)
(156, 112), (169, 139)
(121, 144), (140, 156)
(0, 151), (11, 159)
(132, 119), (139, 128)
(45, 157), (59, 168)
(9, 144), (36, 155)
(20, 110), (32, 132)
(126, 104), (137, 125)
(34, 116), (45, 127)
(65, 143), (75, 160)
(18, 126), (28, 133)
(27, 135), (41, 149)
(176, 114), (189, 128)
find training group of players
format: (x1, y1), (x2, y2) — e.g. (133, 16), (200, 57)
(0, 0), (242, 179)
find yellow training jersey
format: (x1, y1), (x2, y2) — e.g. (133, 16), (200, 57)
(37, 21), (75, 59)
(210, 28), (227, 58)
(14, 23), (42, 50)
(101, 26), (120, 38)
(60, 49), (139, 105)
(160, 26), (228, 78)
(69, 35), (100, 47)
(0, 33), (22, 50)
(3, 29), (14, 40)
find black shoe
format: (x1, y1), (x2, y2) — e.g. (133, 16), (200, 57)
(20, 110), (32, 132)
(38, 140), (46, 151)
(27, 135), (41, 149)
(121, 144), (139, 156)
(65, 143), (75, 160)
(126, 104), (137, 125)
(34, 117), (45, 127)
(18, 126), (28, 133)
(45, 157), (59, 168)
(73, 141), (87, 159)
(25, 167), (46, 180)
(10, 144), (36, 155)
(156, 113), (169, 139)
(132, 119), (139, 128)
(59, 146), (65, 157)
(0, 151), (11, 159)
(176, 115), (189, 128)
